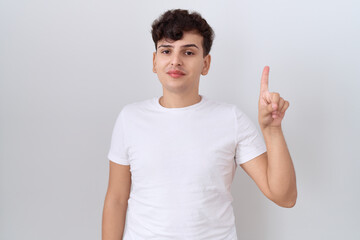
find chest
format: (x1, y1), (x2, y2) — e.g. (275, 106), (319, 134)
(125, 113), (237, 189)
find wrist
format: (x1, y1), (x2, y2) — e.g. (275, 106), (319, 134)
(261, 125), (283, 135)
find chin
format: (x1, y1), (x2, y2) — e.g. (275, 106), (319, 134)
(162, 82), (189, 93)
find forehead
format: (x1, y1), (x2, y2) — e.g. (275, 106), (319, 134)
(158, 31), (204, 47)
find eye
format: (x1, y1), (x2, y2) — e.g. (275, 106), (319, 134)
(185, 51), (194, 56)
(161, 50), (170, 54)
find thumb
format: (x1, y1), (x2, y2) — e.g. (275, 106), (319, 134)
(267, 102), (275, 113)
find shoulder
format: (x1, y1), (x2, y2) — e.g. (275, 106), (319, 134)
(118, 97), (154, 117)
(205, 97), (239, 114)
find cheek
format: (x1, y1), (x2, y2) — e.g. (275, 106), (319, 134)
(156, 59), (167, 68)
(193, 61), (204, 74)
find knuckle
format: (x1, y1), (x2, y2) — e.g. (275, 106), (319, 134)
(272, 92), (280, 100)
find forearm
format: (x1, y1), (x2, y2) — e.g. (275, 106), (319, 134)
(102, 197), (128, 240)
(262, 126), (297, 206)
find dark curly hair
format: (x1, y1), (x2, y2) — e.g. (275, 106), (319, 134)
(151, 9), (215, 57)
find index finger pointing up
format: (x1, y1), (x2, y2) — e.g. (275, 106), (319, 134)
(260, 66), (270, 93)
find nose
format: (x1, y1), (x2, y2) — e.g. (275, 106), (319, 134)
(170, 52), (182, 66)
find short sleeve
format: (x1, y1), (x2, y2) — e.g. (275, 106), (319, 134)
(234, 106), (267, 165)
(107, 110), (130, 165)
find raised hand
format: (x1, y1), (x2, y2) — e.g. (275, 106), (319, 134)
(258, 66), (289, 130)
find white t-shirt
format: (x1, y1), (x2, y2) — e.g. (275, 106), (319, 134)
(107, 94), (267, 240)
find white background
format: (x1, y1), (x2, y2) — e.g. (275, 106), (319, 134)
(1, 0), (359, 239)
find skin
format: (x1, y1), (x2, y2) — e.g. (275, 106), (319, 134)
(241, 66), (297, 208)
(102, 161), (131, 240)
(152, 30), (211, 108)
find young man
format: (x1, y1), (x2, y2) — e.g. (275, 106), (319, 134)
(102, 9), (297, 240)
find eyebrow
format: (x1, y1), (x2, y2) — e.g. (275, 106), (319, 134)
(157, 44), (199, 49)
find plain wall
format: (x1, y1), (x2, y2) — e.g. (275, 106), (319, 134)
(1, 0), (359, 239)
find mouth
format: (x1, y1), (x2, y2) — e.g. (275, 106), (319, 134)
(167, 70), (185, 78)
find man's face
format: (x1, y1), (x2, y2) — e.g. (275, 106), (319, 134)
(152, 31), (211, 94)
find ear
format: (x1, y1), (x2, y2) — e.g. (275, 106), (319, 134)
(201, 54), (211, 75)
(152, 52), (157, 73)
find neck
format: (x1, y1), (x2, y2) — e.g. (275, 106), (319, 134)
(159, 93), (202, 108)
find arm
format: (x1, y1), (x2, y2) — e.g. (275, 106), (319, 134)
(241, 129), (297, 208)
(102, 161), (131, 240)
(262, 126), (297, 207)
(240, 66), (297, 208)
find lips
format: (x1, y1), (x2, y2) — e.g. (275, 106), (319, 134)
(167, 69), (185, 78)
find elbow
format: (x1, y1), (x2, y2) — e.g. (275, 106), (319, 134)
(279, 198), (297, 208)
(273, 190), (297, 208)
(284, 194), (298, 208)
(274, 197), (297, 208)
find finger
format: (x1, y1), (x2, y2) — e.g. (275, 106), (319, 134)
(271, 92), (280, 111)
(280, 101), (290, 113)
(260, 66), (270, 94)
(261, 91), (272, 104)
(266, 103), (279, 119)
(266, 103), (274, 114)
(278, 98), (285, 112)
